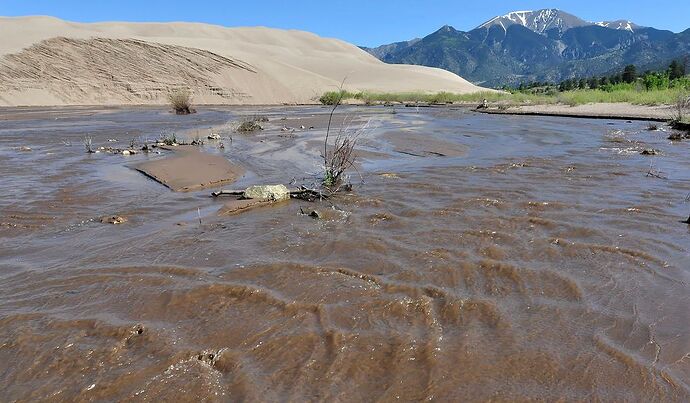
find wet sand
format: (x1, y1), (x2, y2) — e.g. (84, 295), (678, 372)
(1, 106), (689, 401)
(135, 146), (244, 192)
(479, 102), (677, 121)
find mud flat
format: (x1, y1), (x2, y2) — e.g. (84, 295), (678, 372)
(1, 105), (689, 401)
(135, 146), (244, 192)
(478, 102), (677, 121)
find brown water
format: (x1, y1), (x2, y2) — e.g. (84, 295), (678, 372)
(1, 106), (689, 401)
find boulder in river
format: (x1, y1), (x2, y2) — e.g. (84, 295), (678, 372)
(101, 215), (127, 224)
(243, 184), (290, 201)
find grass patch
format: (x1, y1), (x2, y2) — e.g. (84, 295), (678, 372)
(319, 88), (688, 107)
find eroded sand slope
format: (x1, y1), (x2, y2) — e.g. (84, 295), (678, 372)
(0, 16), (486, 106)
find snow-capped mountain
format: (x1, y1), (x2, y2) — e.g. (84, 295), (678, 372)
(478, 9), (642, 34)
(478, 9), (589, 33)
(594, 20), (640, 32)
(364, 8), (688, 87)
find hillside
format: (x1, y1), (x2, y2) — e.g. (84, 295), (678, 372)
(364, 9), (690, 87)
(0, 16), (485, 106)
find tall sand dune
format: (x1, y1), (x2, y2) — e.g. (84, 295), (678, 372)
(0, 16), (486, 106)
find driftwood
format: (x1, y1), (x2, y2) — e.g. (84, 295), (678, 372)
(211, 190), (245, 197)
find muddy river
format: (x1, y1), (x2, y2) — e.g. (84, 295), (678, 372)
(1, 106), (689, 401)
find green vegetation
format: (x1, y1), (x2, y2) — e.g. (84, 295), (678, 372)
(319, 88), (687, 107)
(320, 60), (690, 108)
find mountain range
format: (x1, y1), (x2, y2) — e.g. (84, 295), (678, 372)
(363, 9), (690, 87)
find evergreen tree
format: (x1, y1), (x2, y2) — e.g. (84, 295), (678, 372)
(588, 77), (600, 89)
(669, 60), (685, 80)
(622, 65), (637, 83)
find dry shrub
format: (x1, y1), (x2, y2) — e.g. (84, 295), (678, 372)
(324, 117), (371, 187)
(168, 89), (194, 115)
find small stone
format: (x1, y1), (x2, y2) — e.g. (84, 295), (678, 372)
(101, 215), (127, 225)
(300, 125), (306, 129)
(121, 150), (131, 156)
(640, 149), (659, 155)
(19, 146), (32, 152)
(208, 133), (221, 140)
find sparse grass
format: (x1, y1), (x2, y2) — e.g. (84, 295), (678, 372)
(191, 133), (204, 146)
(319, 88), (688, 107)
(83, 136), (94, 153)
(168, 89), (194, 115)
(159, 131), (178, 146)
(235, 115), (268, 132)
(236, 120), (263, 133)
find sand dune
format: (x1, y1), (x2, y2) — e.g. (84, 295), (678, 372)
(0, 16), (486, 106)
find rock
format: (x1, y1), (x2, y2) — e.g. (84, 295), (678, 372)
(121, 150), (131, 156)
(300, 207), (349, 221)
(668, 132), (683, 141)
(208, 133), (221, 140)
(19, 146), (32, 152)
(640, 149), (659, 155)
(300, 125), (306, 129)
(243, 184), (290, 201)
(281, 126), (291, 132)
(101, 215), (127, 225)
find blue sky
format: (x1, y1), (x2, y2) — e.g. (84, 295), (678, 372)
(1, 1), (688, 46)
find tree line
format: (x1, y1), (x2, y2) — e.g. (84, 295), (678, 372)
(506, 58), (689, 93)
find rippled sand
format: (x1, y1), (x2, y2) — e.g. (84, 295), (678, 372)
(1, 106), (689, 401)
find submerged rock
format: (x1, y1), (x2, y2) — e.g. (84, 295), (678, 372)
(101, 215), (127, 225)
(300, 206), (350, 221)
(243, 184), (290, 201)
(19, 146), (32, 152)
(640, 149), (659, 155)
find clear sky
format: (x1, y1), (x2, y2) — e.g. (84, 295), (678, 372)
(1, 1), (688, 47)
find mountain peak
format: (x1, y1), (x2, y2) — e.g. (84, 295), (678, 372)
(476, 9), (643, 35)
(594, 20), (640, 32)
(477, 9), (588, 34)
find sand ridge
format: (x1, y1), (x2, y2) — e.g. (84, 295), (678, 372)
(0, 16), (487, 106)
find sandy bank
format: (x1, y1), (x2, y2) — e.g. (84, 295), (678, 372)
(477, 103), (677, 121)
(135, 146), (244, 192)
